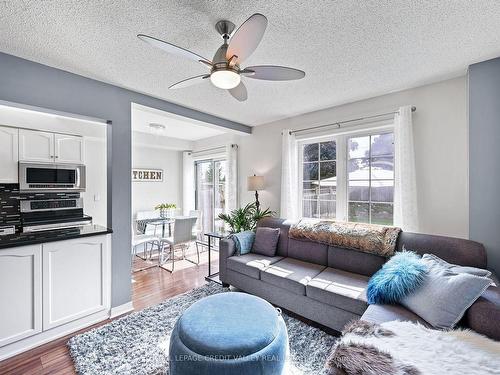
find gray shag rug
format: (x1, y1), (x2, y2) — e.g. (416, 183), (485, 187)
(68, 283), (337, 374)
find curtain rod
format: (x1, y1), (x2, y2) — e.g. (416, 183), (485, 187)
(290, 106), (416, 135)
(189, 144), (237, 155)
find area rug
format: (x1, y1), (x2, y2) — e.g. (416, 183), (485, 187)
(68, 283), (337, 375)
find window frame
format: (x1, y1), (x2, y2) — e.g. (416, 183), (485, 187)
(297, 123), (394, 223)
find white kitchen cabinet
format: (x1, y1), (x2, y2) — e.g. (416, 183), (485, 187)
(42, 235), (110, 330)
(19, 129), (54, 163)
(19, 129), (84, 164)
(0, 245), (42, 347)
(0, 126), (19, 183)
(54, 133), (84, 163)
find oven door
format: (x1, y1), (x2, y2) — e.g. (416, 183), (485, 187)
(19, 163), (86, 192)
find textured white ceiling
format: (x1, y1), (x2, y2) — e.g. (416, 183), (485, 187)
(131, 103), (226, 140)
(1, 1), (500, 126)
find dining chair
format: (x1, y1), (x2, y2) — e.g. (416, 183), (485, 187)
(160, 216), (199, 272)
(188, 209), (208, 254)
(131, 221), (161, 272)
(189, 210), (203, 239)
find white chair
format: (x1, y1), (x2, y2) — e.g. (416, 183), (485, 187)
(160, 216), (199, 272)
(189, 209), (209, 253)
(131, 221), (161, 272)
(136, 211), (160, 235)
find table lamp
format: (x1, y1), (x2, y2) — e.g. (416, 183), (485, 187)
(247, 175), (265, 210)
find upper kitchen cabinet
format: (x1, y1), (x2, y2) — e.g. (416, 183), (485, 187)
(19, 129), (84, 164)
(0, 126), (19, 183)
(19, 129), (54, 163)
(54, 134), (84, 164)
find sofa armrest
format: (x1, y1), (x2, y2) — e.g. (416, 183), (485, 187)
(465, 285), (500, 341)
(219, 238), (236, 284)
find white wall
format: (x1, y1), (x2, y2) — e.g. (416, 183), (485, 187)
(0, 105), (108, 226)
(193, 76), (469, 238)
(132, 139), (184, 219)
(84, 138), (107, 226)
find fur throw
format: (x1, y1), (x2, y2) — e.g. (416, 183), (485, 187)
(327, 320), (500, 375)
(289, 219), (401, 257)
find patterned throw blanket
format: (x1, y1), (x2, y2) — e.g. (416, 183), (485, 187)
(289, 220), (401, 257)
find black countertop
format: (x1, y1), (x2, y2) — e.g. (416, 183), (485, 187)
(0, 225), (112, 249)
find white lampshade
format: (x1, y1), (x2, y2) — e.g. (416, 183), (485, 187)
(247, 175), (265, 191)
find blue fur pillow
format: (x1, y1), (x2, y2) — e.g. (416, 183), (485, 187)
(367, 251), (428, 305)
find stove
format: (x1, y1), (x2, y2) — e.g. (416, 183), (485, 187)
(20, 197), (92, 233)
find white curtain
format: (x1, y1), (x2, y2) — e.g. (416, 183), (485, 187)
(394, 106), (419, 231)
(280, 129), (299, 220)
(182, 151), (195, 216)
(226, 144), (238, 212)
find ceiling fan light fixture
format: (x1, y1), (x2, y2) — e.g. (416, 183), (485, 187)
(210, 69), (240, 89)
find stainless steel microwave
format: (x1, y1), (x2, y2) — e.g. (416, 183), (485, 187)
(19, 162), (86, 192)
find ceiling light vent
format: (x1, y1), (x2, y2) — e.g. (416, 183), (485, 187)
(149, 123), (166, 130)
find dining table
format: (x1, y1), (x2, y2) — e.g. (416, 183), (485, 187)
(137, 217), (175, 238)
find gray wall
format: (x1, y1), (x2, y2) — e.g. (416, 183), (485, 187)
(469, 57), (500, 276)
(0, 52), (251, 307)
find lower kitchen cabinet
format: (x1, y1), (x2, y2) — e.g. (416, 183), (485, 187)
(0, 234), (111, 359)
(0, 245), (42, 347)
(42, 236), (110, 330)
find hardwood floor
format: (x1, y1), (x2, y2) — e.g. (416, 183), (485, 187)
(0, 255), (218, 375)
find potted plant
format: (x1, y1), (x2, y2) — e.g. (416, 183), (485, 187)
(218, 202), (274, 233)
(155, 203), (177, 219)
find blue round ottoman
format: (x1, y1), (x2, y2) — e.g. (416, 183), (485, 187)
(169, 292), (289, 375)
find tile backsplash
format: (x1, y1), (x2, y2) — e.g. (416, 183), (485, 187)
(0, 184), (21, 228)
(0, 184), (80, 230)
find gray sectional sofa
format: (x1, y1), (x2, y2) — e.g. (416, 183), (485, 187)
(219, 217), (500, 340)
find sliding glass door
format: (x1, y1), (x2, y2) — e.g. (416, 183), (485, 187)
(195, 159), (227, 233)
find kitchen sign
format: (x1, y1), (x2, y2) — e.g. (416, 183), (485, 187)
(132, 169), (163, 182)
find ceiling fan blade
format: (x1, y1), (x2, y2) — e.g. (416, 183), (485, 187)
(226, 13), (267, 64)
(228, 81), (248, 101)
(169, 74), (210, 89)
(137, 34), (212, 67)
(241, 65), (305, 81)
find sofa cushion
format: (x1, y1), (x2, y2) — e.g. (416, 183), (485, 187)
(227, 253), (283, 280)
(328, 246), (386, 276)
(252, 227), (280, 257)
(257, 217), (291, 257)
(397, 232), (487, 269)
(231, 230), (255, 255)
(261, 258), (325, 295)
(306, 268), (369, 315)
(288, 238), (328, 265)
(366, 251), (427, 305)
(401, 256), (493, 329)
(422, 253), (492, 278)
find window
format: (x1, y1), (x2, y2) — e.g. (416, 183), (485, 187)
(301, 140), (337, 219)
(347, 133), (394, 225)
(299, 131), (394, 225)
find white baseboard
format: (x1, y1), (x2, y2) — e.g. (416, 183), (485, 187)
(110, 301), (134, 319)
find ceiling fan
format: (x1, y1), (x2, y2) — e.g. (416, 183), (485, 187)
(137, 13), (305, 101)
